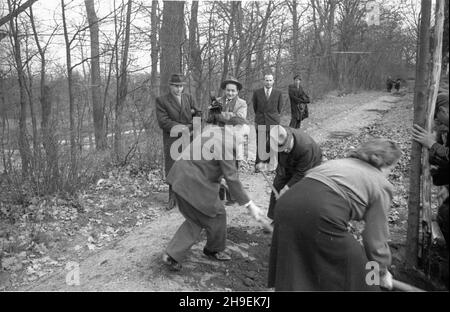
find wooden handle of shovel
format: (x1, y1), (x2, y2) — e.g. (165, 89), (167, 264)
(260, 171), (280, 199)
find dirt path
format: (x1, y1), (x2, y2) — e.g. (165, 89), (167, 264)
(19, 90), (404, 291)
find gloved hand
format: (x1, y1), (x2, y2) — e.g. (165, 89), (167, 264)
(380, 270), (393, 290)
(245, 201), (264, 221)
(255, 163), (268, 172)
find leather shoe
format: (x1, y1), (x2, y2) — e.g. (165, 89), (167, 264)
(203, 249), (231, 261)
(162, 253), (182, 271)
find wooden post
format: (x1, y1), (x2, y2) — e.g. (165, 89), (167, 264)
(421, 0), (444, 271)
(405, 0), (431, 268)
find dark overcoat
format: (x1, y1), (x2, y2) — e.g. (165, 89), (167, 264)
(166, 128), (250, 217)
(267, 128), (322, 219)
(156, 92), (198, 177)
(288, 84), (310, 121)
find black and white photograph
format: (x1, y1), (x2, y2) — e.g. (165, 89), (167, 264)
(0, 0), (448, 298)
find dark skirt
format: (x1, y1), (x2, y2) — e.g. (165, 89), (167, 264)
(268, 178), (380, 291)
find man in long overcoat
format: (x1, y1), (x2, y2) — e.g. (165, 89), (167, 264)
(156, 74), (200, 210)
(252, 74), (283, 172)
(288, 74), (310, 129)
(161, 119), (264, 271)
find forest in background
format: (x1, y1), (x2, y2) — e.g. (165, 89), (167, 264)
(0, 0), (448, 199)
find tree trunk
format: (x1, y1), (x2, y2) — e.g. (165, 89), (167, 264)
(85, 0), (106, 150)
(234, 1), (244, 78)
(150, 0), (159, 99)
(61, 0), (77, 179)
(29, 5), (59, 192)
(255, 2), (272, 77)
(405, 0), (431, 269)
(7, 0), (31, 177)
(160, 1), (185, 95)
(114, 0), (132, 162)
(290, 0), (300, 74)
(24, 31), (39, 168)
(0, 0), (37, 28)
(189, 1), (203, 105)
(420, 0), (444, 271)
(220, 2), (236, 87)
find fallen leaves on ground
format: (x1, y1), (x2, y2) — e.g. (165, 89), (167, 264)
(0, 166), (168, 289)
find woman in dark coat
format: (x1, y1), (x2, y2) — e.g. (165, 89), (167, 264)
(268, 138), (402, 291)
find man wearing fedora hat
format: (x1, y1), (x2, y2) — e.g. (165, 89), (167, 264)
(214, 77), (247, 123)
(209, 77), (249, 204)
(261, 125), (322, 220)
(156, 73), (200, 210)
(288, 74), (310, 129)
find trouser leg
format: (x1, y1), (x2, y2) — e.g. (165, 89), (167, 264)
(165, 195), (203, 262)
(203, 212), (227, 253)
(255, 126), (271, 165)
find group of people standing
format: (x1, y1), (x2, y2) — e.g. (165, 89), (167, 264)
(153, 71), (447, 291)
(386, 76), (402, 93)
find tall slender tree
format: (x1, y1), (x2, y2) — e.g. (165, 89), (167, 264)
(85, 0), (106, 150)
(7, 0), (32, 177)
(61, 0), (77, 178)
(406, 0), (432, 268)
(114, 0), (132, 162)
(160, 1), (185, 95)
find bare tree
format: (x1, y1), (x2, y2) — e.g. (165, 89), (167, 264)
(0, 0), (38, 28)
(29, 5), (59, 192)
(7, 0), (32, 177)
(85, 0), (106, 150)
(406, 0), (431, 269)
(150, 0), (160, 99)
(61, 0), (77, 179)
(189, 1), (203, 105)
(159, 1), (185, 95)
(114, 0), (133, 162)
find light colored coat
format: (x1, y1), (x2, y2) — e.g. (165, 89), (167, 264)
(217, 96), (247, 120)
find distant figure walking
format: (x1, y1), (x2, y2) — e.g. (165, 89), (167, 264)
(394, 78), (401, 92)
(386, 76), (394, 92)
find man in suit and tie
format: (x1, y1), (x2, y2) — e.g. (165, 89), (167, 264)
(156, 73), (200, 210)
(288, 74), (310, 129)
(252, 73), (283, 172)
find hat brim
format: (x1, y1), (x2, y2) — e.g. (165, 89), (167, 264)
(270, 127), (293, 152)
(221, 80), (242, 91)
(169, 82), (186, 86)
(277, 131), (293, 151)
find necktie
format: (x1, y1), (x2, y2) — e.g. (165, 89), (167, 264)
(265, 89), (270, 99)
